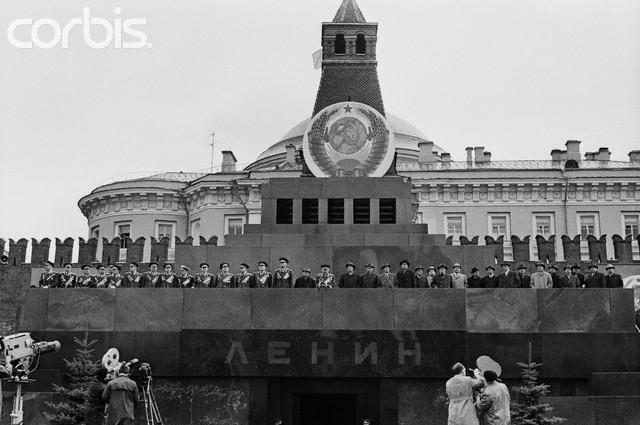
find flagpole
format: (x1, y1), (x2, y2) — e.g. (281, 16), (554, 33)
(210, 132), (215, 173)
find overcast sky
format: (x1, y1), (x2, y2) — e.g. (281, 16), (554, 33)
(1, 0), (639, 241)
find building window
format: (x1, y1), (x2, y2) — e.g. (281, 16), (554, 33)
(489, 214), (509, 238)
(225, 215), (245, 236)
(334, 34), (346, 54)
(379, 198), (396, 224)
(191, 220), (201, 244)
(328, 198), (345, 224)
(534, 214), (554, 238)
(623, 214), (639, 238)
(355, 34), (366, 54)
(302, 199), (319, 224)
(353, 198), (370, 224)
(115, 222), (131, 248)
(91, 226), (99, 240)
(444, 214), (465, 237)
(578, 213), (598, 239)
(276, 198), (293, 224)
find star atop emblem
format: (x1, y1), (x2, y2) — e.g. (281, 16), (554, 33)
(343, 104), (352, 113)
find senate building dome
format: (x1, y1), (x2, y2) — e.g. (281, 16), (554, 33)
(244, 114), (445, 172)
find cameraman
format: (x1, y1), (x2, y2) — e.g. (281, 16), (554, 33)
(102, 364), (139, 425)
(86, 367), (108, 425)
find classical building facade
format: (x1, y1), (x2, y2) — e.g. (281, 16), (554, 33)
(77, 0), (640, 262)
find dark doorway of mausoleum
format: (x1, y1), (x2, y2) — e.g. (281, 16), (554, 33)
(297, 393), (357, 425)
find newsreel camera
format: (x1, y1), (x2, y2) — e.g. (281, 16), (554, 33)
(102, 348), (163, 425)
(1, 332), (61, 425)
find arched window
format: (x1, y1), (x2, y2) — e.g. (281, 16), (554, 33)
(356, 34), (366, 54)
(334, 34), (346, 54)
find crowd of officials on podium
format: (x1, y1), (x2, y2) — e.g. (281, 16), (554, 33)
(35, 258), (625, 289)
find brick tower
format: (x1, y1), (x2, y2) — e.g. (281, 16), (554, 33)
(312, 0), (385, 116)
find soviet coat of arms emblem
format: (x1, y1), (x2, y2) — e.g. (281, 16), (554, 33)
(303, 102), (396, 177)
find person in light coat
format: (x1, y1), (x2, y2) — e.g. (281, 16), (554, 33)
(476, 370), (511, 425)
(446, 362), (484, 425)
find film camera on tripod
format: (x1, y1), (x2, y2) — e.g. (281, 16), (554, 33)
(101, 348), (163, 425)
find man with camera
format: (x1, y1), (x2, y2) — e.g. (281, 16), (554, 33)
(102, 364), (139, 425)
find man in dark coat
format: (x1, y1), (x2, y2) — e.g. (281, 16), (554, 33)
(571, 264), (585, 287)
(604, 264), (623, 288)
(254, 261), (272, 288)
(236, 263), (254, 288)
(432, 264), (452, 288)
(480, 265), (499, 288)
(497, 262), (517, 288)
(38, 260), (58, 288)
(294, 268), (316, 288)
(124, 262), (143, 288)
(176, 265), (194, 288)
(396, 260), (415, 288)
(216, 262), (236, 288)
(59, 262), (77, 288)
(467, 267), (483, 288)
(102, 364), (139, 425)
(273, 257), (294, 288)
(515, 264), (531, 288)
(549, 264), (569, 288)
(86, 367), (108, 425)
(194, 262), (214, 288)
(77, 264), (96, 288)
(360, 264), (380, 288)
(339, 262), (360, 288)
(584, 263), (606, 288)
(414, 265), (429, 288)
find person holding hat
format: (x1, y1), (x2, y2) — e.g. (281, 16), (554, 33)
(273, 257), (294, 288)
(339, 262), (360, 288)
(378, 263), (398, 288)
(294, 267), (316, 288)
(605, 264), (623, 288)
(467, 267), (482, 288)
(414, 265), (429, 288)
(432, 264), (453, 288)
(107, 265), (123, 288)
(451, 263), (468, 289)
(236, 263), (254, 288)
(159, 263), (176, 288)
(177, 265), (194, 288)
(124, 262), (143, 288)
(480, 265), (499, 288)
(497, 262), (516, 288)
(397, 260), (415, 288)
(143, 262), (160, 288)
(515, 264), (531, 289)
(584, 263), (605, 288)
(476, 370), (511, 425)
(360, 264), (380, 288)
(77, 264), (96, 288)
(548, 264), (569, 288)
(445, 362), (484, 425)
(316, 264), (336, 289)
(95, 264), (109, 288)
(38, 260), (59, 288)
(254, 261), (272, 288)
(195, 263), (214, 288)
(58, 262), (77, 288)
(216, 262), (236, 288)
(531, 262), (553, 289)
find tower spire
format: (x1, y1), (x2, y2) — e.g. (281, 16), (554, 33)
(333, 0), (366, 23)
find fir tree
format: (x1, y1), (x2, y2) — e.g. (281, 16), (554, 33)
(511, 362), (565, 425)
(44, 332), (101, 425)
